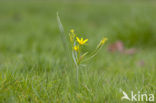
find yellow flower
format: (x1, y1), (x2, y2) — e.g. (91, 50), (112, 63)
(101, 37), (108, 45)
(69, 29), (76, 43)
(96, 37), (108, 49)
(76, 37), (88, 45)
(74, 45), (79, 51)
(70, 29), (74, 33)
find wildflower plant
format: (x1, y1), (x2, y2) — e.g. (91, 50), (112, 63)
(57, 13), (107, 83)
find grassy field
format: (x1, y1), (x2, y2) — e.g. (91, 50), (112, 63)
(0, 1), (156, 103)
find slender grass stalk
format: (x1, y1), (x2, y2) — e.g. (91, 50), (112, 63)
(57, 12), (67, 50)
(57, 12), (72, 69)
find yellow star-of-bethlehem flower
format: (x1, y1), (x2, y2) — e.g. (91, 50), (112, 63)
(96, 37), (108, 49)
(76, 37), (88, 45)
(101, 37), (108, 45)
(74, 45), (79, 51)
(70, 29), (74, 33)
(69, 29), (76, 43)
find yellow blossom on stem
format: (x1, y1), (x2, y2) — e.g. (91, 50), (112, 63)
(101, 37), (108, 44)
(76, 37), (88, 45)
(69, 29), (76, 43)
(70, 29), (74, 33)
(96, 37), (108, 49)
(73, 45), (79, 51)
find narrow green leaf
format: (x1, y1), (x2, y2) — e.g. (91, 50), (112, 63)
(57, 12), (68, 49)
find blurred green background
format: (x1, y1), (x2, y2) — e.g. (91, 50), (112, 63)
(0, 0), (156, 52)
(0, 0), (155, 103)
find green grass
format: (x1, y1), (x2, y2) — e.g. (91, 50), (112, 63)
(0, 1), (156, 103)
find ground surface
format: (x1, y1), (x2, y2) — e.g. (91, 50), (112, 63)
(0, 1), (156, 103)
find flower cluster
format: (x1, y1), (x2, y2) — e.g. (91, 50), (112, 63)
(69, 29), (88, 52)
(69, 29), (107, 66)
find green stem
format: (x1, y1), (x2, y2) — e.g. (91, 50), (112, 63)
(76, 64), (79, 85)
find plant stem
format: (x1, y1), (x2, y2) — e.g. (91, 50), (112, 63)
(76, 64), (79, 85)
